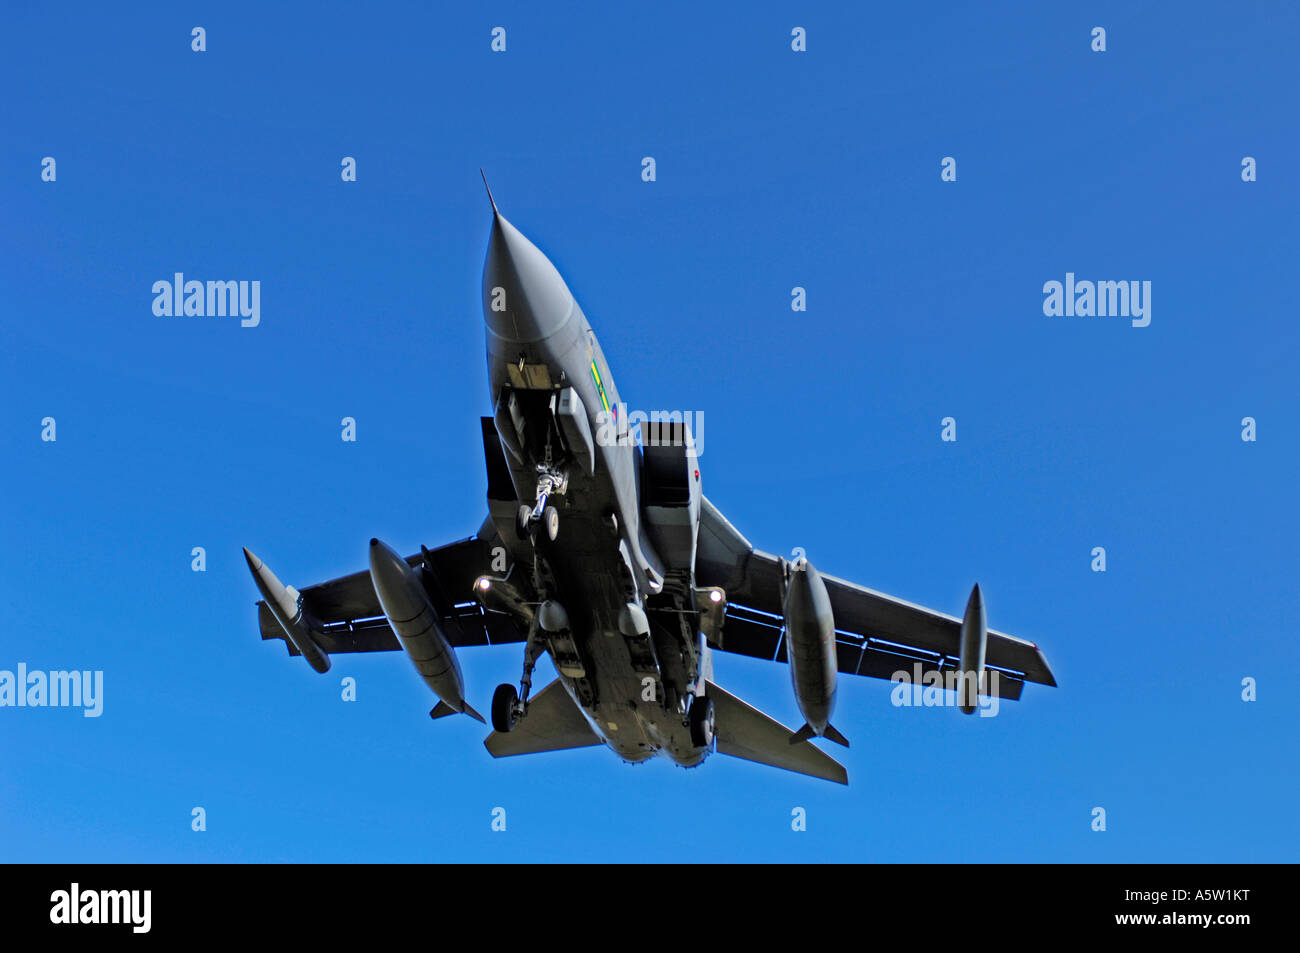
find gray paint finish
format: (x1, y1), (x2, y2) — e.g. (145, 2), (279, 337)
(243, 193), (1058, 785)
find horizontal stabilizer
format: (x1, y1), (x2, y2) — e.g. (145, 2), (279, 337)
(706, 681), (847, 785)
(822, 724), (849, 748)
(484, 679), (602, 758)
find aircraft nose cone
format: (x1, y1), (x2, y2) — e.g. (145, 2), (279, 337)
(482, 211), (576, 343)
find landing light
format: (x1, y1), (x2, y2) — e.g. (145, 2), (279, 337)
(476, 577), (492, 592)
(708, 589), (723, 604)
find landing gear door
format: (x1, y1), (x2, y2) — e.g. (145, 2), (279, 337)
(551, 386), (595, 476)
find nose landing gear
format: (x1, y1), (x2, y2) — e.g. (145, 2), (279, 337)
(516, 467), (567, 543)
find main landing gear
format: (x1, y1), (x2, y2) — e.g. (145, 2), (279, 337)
(491, 684), (520, 733)
(688, 695), (715, 748)
(491, 616), (547, 734)
(498, 462), (568, 734)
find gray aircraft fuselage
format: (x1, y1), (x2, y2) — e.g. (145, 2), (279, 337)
(482, 204), (711, 769)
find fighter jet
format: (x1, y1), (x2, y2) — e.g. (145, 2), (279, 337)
(243, 178), (1057, 784)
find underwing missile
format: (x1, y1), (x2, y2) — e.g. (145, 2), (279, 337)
(368, 538), (484, 723)
(242, 548), (331, 674)
(957, 583), (988, 715)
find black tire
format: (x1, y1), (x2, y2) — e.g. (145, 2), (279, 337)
(688, 695), (715, 748)
(544, 505), (560, 541)
(516, 505), (533, 543)
(492, 683), (519, 733)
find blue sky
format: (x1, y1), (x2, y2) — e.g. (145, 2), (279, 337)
(2, 2), (1297, 862)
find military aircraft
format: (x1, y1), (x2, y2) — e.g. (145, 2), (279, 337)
(243, 177), (1057, 785)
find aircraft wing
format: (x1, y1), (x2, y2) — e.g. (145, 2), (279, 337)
(695, 497), (1056, 700)
(255, 516), (527, 658)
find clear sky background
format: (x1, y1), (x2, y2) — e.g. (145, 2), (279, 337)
(2, 2), (1297, 862)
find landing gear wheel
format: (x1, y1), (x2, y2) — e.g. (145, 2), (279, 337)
(688, 695), (715, 748)
(516, 505), (533, 543)
(492, 683), (520, 733)
(544, 505), (560, 542)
